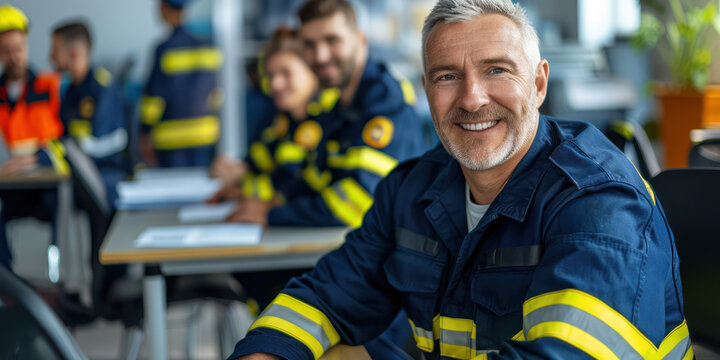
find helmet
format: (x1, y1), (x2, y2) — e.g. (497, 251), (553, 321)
(0, 5), (28, 34)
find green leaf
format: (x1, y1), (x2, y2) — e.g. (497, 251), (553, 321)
(699, 2), (717, 24)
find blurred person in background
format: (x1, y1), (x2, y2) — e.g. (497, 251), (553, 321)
(50, 21), (127, 205)
(210, 27), (336, 199)
(223, 0), (426, 230)
(138, 0), (222, 167)
(0, 4), (67, 269)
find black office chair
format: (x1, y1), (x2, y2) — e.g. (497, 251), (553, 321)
(0, 265), (88, 360)
(605, 120), (661, 179)
(650, 169), (720, 355)
(689, 138), (720, 168)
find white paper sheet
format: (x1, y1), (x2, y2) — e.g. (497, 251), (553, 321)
(178, 202), (236, 223)
(134, 224), (263, 248)
(134, 167), (210, 181)
(116, 177), (222, 208)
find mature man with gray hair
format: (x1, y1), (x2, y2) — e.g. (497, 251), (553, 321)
(230, 0), (691, 359)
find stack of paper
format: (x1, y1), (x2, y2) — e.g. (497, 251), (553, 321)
(134, 224), (263, 248)
(116, 177), (222, 209)
(178, 202), (236, 223)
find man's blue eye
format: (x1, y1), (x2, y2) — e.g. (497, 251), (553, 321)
(439, 74), (456, 81)
(490, 68), (505, 74)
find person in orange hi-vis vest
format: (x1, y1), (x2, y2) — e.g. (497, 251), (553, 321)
(0, 5), (67, 269)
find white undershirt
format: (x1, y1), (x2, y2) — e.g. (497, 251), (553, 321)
(7, 81), (22, 102)
(466, 182), (489, 232)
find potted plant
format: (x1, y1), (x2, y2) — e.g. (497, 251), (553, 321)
(632, 0), (720, 168)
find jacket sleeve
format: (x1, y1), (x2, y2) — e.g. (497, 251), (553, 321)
(139, 47), (166, 134)
(268, 107), (422, 227)
(78, 83), (128, 165)
(486, 183), (691, 360)
(229, 174), (404, 360)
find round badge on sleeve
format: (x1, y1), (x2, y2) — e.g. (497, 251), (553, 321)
(79, 97), (95, 119)
(362, 116), (394, 149)
(294, 120), (323, 150)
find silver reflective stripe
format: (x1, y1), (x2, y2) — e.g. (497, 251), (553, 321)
(440, 328), (473, 349)
(661, 336), (691, 360)
(524, 304), (643, 360)
(79, 128), (128, 158)
(412, 324), (433, 341)
(259, 303), (333, 351)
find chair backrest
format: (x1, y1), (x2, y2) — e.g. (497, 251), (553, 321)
(0, 266), (88, 360)
(61, 138), (112, 218)
(605, 120), (661, 179)
(689, 138), (720, 168)
(650, 169), (720, 350)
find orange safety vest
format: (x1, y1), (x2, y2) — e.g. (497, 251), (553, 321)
(0, 70), (63, 155)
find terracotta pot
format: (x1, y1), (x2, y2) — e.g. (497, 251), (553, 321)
(656, 84), (720, 168)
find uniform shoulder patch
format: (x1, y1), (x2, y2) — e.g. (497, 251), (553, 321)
(79, 96), (95, 119)
(294, 120), (323, 150)
(93, 67), (112, 87)
(362, 116), (394, 149)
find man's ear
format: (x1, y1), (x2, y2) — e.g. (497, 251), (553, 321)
(534, 60), (549, 109)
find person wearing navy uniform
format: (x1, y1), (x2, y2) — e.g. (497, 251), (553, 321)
(139, 0), (222, 167)
(226, 0), (426, 229)
(51, 21), (127, 205)
(231, 1), (692, 360)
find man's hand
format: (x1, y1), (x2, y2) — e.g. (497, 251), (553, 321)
(210, 154), (246, 186)
(206, 183), (245, 204)
(0, 155), (37, 175)
(139, 134), (158, 168)
(236, 354), (281, 360)
(225, 197), (277, 225)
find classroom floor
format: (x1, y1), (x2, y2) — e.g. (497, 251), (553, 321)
(8, 217), (255, 360)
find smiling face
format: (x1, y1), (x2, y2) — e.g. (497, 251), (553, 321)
(423, 14), (548, 171)
(266, 50), (318, 113)
(299, 12), (361, 88)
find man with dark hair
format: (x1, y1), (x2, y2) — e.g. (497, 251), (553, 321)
(51, 21), (127, 205)
(227, 0), (425, 229)
(138, 0), (222, 168)
(0, 5), (67, 270)
(230, 0), (691, 359)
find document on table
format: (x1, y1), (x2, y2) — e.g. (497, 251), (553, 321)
(134, 167), (210, 181)
(134, 224), (263, 248)
(178, 202), (236, 223)
(116, 177), (222, 209)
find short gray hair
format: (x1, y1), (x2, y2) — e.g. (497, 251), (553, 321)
(421, 0), (540, 73)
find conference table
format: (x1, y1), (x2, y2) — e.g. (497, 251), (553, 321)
(100, 208), (348, 360)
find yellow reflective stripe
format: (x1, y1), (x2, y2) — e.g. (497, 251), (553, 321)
(524, 289), (656, 355)
(69, 119), (91, 138)
(319, 88), (340, 112)
(682, 346), (694, 360)
(250, 316), (325, 359)
(436, 316), (476, 359)
(46, 140), (70, 175)
(338, 178), (373, 214)
(400, 79), (416, 105)
(256, 173), (275, 202)
(242, 173), (255, 198)
(471, 355), (488, 360)
(275, 141), (307, 165)
(327, 147), (398, 177)
(526, 321), (620, 360)
(655, 321), (690, 359)
(160, 47), (223, 74)
(321, 185), (363, 227)
(94, 66), (112, 87)
(271, 294), (341, 345)
(151, 115), (219, 150)
(441, 343), (475, 359)
(511, 330), (525, 341)
(139, 96), (166, 126)
(249, 142), (275, 172)
(302, 165), (332, 192)
(408, 318), (434, 352)
(632, 165), (656, 206)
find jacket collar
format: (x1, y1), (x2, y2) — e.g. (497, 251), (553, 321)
(420, 114), (557, 224)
